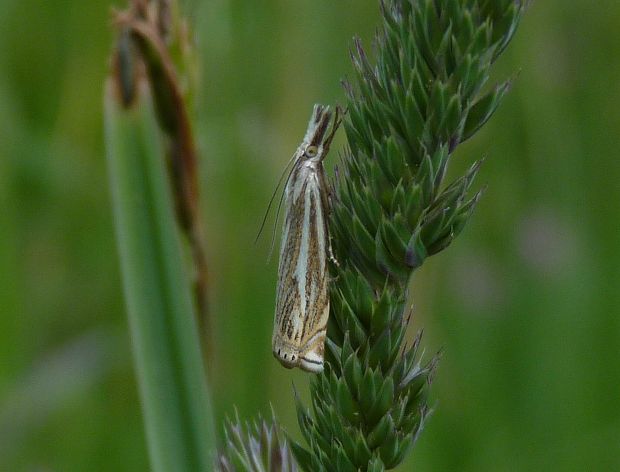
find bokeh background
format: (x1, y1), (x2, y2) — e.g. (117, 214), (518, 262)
(1, 1), (619, 470)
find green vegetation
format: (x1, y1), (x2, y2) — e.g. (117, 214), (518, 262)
(105, 79), (215, 470)
(292, 1), (523, 470)
(1, 0), (619, 471)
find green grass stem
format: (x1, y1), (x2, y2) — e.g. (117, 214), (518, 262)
(104, 79), (215, 472)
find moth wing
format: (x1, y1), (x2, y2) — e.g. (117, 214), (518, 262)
(273, 176), (306, 365)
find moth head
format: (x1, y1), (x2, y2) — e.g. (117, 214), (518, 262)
(301, 104), (343, 161)
(304, 145), (319, 158)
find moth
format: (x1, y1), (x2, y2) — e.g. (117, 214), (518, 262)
(272, 104), (341, 373)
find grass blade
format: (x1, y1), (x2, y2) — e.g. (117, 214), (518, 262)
(104, 79), (215, 472)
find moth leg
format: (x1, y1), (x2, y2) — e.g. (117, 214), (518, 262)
(328, 236), (339, 267)
(324, 190), (339, 267)
(328, 272), (340, 283)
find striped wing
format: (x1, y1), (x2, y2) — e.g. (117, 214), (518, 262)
(272, 162), (330, 372)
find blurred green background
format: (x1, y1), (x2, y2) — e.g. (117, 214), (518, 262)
(1, 1), (619, 470)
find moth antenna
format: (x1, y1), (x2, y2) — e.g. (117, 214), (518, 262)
(254, 152), (299, 246)
(267, 164), (297, 263)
